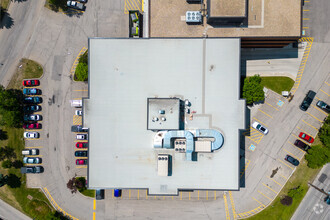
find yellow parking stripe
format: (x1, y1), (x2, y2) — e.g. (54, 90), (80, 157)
(198, 190), (200, 200)
(93, 200), (96, 210)
(206, 191), (208, 200)
(229, 191), (237, 219)
(253, 117), (268, 126)
(303, 18), (309, 20)
(306, 112), (323, 122)
(288, 141), (307, 155)
(146, 190), (148, 199)
(25, 146), (43, 148)
(258, 109), (273, 118)
(137, 189), (139, 200)
(312, 105), (328, 115)
(325, 81), (330, 86)
(268, 177), (283, 187)
(302, 119), (319, 131)
(252, 197), (266, 207)
(265, 102), (279, 111)
(70, 47), (87, 75)
(320, 89), (329, 96)
(278, 159), (294, 170)
(214, 191), (217, 200)
(296, 126), (315, 139)
(180, 192), (182, 200)
(283, 148), (303, 160)
(262, 183), (278, 194)
(258, 190), (272, 201)
(278, 173), (288, 180)
(223, 193), (231, 220)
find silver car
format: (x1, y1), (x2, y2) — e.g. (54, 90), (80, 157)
(23, 157), (42, 164)
(23, 132), (40, 139)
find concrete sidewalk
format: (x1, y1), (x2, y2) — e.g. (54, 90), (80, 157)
(0, 199), (31, 220)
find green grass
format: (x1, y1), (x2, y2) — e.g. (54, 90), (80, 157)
(1, 0), (10, 9)
(0, 60), (53, 219)
(44, 0), (68, 13)
(7, 59), (43, 90)
(79, 189), (95, 198)
(260, 77), (294, 95)
(248, 159), (320, 220)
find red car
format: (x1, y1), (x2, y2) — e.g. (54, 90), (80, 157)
(76, 142), (88, 148)
(76, 159), (87, 165)
(23, 123), (41, 129)
(22, 79), (40, 87)
(299, 132), (314, 143)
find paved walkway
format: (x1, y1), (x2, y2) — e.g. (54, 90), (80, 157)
(0, 199), (31, 220)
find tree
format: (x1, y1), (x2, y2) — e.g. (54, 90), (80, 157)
(45, 211), (71, 220)
(6, 173), (21, 188)
(67, 177), (77, 194)
(47, 0), (67, 12)
(305, 145), (330, 169)
(2, 160), (12, 168)
(78, 51), (88, 65)
(75, 63), (88, 81)
(319, 117), (330, 148)
(12, 160), (23, 168)
(280, 195), (292, 206)
(242, 75), (265, 105)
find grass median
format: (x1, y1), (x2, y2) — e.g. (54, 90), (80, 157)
(0, 59), (53, 219)
(248, 159), (320, 220)
(260, 76), (294, 95)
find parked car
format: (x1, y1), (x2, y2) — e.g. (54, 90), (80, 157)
(22, 149), (39, 155)
(23, 105), (41, 112)
(285, 155), (299, 166)
(23, 157), (42, 164)
(95, 189), (105, 200)
(23, 123), (41, 129)
(24, 114), (42, 121)
(67, 1), (86, 10)
(316, 100), (330, 113)
(75, 110), (82, 116)
(23, 97), (42, 104)
(71, 125), (88, 132)
(23, 132), (40, 139)
(76, 142), (88, 148)
(114, 189), (122, 197)
(21, 166), (44, 174)
(294, 139), (311, 151)
(300, 90), (316, 111)
(77, 0), (87, 3)
(299, 132), (314, 143)
(23, 88), (41, 95)
(252, 122), (269, 135)
(76, 159), (87, 165)
(22, 79), (40, 87)
(76, 134), (88, 140)
(75, 151), (88, 157)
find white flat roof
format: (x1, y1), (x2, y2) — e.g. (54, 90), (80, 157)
(85, 38), (245, 195)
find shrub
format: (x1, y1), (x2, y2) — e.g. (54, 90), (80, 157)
(305, 145), (330, 169)
(75, 63), (88, 81)
(78, 51), (88, 65)
(242, 75), (265, 105)
(319, 116), (330, 148)
(280, 195), (292, 206)
(2, 160), (12, 168)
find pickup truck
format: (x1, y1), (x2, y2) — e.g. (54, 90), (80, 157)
(67, 1), (85, 11)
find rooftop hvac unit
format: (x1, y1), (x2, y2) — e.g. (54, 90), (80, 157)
(186, 11), (202, 23)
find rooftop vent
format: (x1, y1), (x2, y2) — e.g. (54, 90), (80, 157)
(159, 109), (165, 114)
(186, 11), (202, 23)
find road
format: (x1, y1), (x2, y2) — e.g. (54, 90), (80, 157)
(0, 198), (31, 220)
(0, 0), (328, 220)
(291, 164), (330, 220)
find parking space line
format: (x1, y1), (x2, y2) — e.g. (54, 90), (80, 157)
(325, 81), (330, 86)
(206, 191), (208, 200)
(228, 191), (237, 219)
(303, 18), (310, 20)
(312, 105), (328, 115)
(146, 190), (148, 199)
(278, 173), (288, 180)
(214, 191), (217, 200)
(320, 89), (329, 96)
(306, 112), (323, 122)
(278, 159), (294, 170)
(70, 47), (87, 75)
(262, 183), (278, 194)
(258, 109), (273, 118)
(252, 197), (266, 207)
(93, 212), (95, 220)
(268, 177), (283, 187)
(223, 193), (231, 220)
(198, 190), (200, 200)
(265, 102), (279, 111)
(25, 146), (43, 148)
(302, 119), (319, 131)
(25, 138), (42, 141)
(93, 200), (96, 210)
(240, 159), (250, 178)
(303, 9), (310, 11)
(137, 189), (139, 200)
(303, 27), (309, 29)
(28, 155), (42, 157)
(258, 190), (272, 201)
(315, 96), (321, 100)
(129, 189), (131, 199)
(253, 117), (268, 126)
(283, 148), (303, 160)
(296, 126), (315, 139)
(189, 192), (191, 200)
(73, 90), (88, 92)
(180, 192), (182, 200)
(288, 141), (307, 155)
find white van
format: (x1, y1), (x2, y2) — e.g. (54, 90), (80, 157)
(70, 100), (82, 108)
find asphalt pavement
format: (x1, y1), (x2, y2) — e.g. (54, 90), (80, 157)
(0, 198), (31, 220)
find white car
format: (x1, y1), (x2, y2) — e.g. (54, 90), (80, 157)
(75, 110), (82, 116)
(76, 134), (88, 140)
(252, 122), (269, 135)
(23, 132), (40, 139)
(23, 157), (41, 164)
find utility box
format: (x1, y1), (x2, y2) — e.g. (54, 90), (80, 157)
(157, 154), (169, 176)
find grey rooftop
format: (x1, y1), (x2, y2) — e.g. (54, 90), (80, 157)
(84, 38), (245, 195)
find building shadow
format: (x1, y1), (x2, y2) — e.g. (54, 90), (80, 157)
(0, 7), (14, 29)
(239, 105), (250, 188)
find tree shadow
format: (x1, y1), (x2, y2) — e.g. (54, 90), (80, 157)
(0, 130), (8, 140)
(64, 9), (84, 18)
(6, 173), (21, 188)
(12, 160), (23, 169)
(11, 0), (28, 3)
(0, 7), (14, 29)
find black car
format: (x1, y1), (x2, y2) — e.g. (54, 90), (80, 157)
(300, 90), (316, 111)
(294, 139), (311, 151)
(316, 100), (330, 113)
(285, 155), (299, 166)
(20, 166), (44, 174)
(23, 97), (43, 104)
(71, 125), (88, 132)
(24, 105), (42, 112)
(96, 189), (105, 200)
(75, 151), (88, 157)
